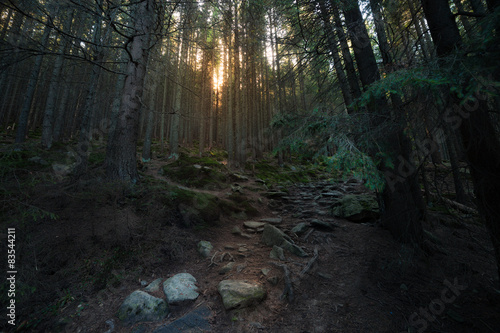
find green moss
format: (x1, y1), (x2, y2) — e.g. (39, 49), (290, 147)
(217, 193), (259, 220)
(166, 186), (221, 226)
(162, 154), (227, 189)
(251, 160), (320, 185)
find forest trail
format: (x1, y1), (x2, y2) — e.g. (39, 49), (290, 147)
(59, 165), (499, 333)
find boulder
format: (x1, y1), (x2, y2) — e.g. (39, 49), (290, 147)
(117, 290), (168, 325)
(262, 224), (308, 257)
(197, 241), (213, 258)
(218, 280), (266, 310)
(331, 194), (379, 222)
(163, 273), (199, 304)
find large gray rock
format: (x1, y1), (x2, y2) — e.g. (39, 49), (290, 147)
(117, 290), (168, 325)
(262, 224), (308, 257)
(218, 280), (266, 310)
(331, 194), (379, 222)
(163, 273), (199, 304)
(152, 305), (212, 333)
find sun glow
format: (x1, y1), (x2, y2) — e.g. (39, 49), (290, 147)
(213, 66), (224, 90)
(213, 46), (225, 91)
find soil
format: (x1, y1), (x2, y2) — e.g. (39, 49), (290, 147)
(1, 149), (499, 333)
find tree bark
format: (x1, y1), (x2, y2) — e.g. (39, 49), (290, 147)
(344, 0), (424, 245)
(343, 3), (380, 89)
(105, 0), (156, 182)
(318, 0), (354, 111)
(331, 4), (362, 100)
(15, 23), (51, 143)
(422, 0), (500, 282)
(42, 9), (72, 149)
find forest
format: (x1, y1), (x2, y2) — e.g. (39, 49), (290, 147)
(1, 0), (500, 332)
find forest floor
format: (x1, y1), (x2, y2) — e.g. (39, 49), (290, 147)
(1, 138), (500, 333)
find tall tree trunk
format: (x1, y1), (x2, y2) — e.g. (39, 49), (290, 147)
(105, 0), (156, 182)
(318, 0), (354, 111)
(343, 3), (380, 89)
(15, 22), (51, 143)
(74, 6), (104, 175)
(332, 4), (362, 99)
(169, 37), (183, 158)
(369, 0), (391, 65)
(422, 0), (500, 282)
(41, 10), (72, 149)
(408, 0), (431, 60)
(142, 55), (159, 162)
(344, 0), (424, 245)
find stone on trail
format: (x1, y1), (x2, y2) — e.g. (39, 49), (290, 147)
(152, 305), (212, 333)
(218, 280), (267, 310)
(260, 217), (283, 224)
(310, 219), (335, 231)
(269, 245), (285, 261)
(291, 222), (308, 235)
(144, 278), (163, 293)
(117, 290), (168, 325)
(262, 224), (308, 257)
(331, 194), (379, 222)
(231, 226), (252, 239)
(163, 273), (199, 304)
(321, 190), (343, 198)
(243, 221), (266, 230)
(219, 262), (236, 275)
(231, 226), (242, 235)
(197, 240), (213, 258)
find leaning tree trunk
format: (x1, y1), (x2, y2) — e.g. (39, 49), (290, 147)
(105, 0), (156, 183)
(422, 0), (500, 282)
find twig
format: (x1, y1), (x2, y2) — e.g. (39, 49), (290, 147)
(208, 251), (219, 267)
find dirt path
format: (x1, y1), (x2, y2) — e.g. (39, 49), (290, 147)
(63, 174), (499, 333)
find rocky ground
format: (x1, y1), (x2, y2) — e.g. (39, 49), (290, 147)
(65, 177), (499, 333)
(1, 145), (500, 332)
